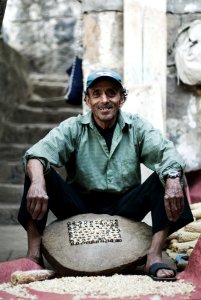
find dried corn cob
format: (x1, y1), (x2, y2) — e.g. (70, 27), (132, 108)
(167, 232), (179, 240)
(177, 231), (200, 242)
(168, 239), (178, 250)
(11, 269), (56, 285)
(185, 221), (201, 233)
(173, 240), (197, 252)
(187, 248), (193, 255)
(191, 208), (201, 219)
(166, 248), (177, 260)
(167, 228), (184, 240)
(190, 202), (201, 210)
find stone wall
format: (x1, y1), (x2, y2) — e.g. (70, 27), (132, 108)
(2, 0), (201, 171)
(2, 0), (82, 75)
(167, 0), (201, 171)
(0, 40), (30, 140)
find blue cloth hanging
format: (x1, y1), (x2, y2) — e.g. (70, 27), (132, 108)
(64, 56), (83, 105)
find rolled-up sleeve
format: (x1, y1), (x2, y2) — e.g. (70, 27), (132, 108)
(23, 116), (80, 174)
(136, 117), (185, 186)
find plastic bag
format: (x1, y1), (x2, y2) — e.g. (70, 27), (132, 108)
(175, 20), (201, 85)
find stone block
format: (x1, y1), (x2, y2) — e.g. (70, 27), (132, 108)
(122, 84), (165, 133)
(1, 122), (55, 144)
(0, 204), (19, 225)
(0, 41), (30, 140)
(167, 72), (201, 171)
(31, 81), (67, 98)
(123, 0), (166, 125)
(0, 162), (24, 184)
(12, 105), (80, 124)
(167, 117), (201, 171)
(167, 72), (190, 119)
(167, 0), (201, 14)
(181, 13), (201, 26)
(3, 0), (81, 74)
(83, 11), (123, 89)
(42, 213), (152, 275)
(167, 14), (181, 66)
(82, 0), (123, 12)
(0, 144), (29, 161)
(27, 97), (82, 111)
(0, 183), (23, 204)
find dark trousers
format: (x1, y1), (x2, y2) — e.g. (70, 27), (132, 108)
(18, 169), (193, 235)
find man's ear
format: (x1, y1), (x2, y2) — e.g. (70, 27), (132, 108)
(85, 95), (91, 108)
(119, 96), (125, 108)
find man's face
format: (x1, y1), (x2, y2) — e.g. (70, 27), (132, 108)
(86, 78), (124, 128)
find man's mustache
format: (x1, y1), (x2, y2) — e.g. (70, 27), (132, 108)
(97, 104), (113, 109)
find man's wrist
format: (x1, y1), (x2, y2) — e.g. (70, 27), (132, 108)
(166, 170), (181, 180)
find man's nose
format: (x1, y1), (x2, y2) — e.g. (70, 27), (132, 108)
(100, 92), (108, 102)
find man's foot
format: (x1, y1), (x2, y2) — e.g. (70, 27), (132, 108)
(146, 262), (176, 281)
(145, 228), (176, 280)
(144, 252), (176, 281)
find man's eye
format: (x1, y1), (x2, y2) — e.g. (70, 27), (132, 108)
(106, 89), (117, 97)
(92, 90), (100, 97)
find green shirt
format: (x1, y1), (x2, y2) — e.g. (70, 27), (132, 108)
(23, 110), (185, 193)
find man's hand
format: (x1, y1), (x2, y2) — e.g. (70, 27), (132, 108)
(164, 177), (184, 222)
(26, 159), (49, 220)
(27, 180), (49, 220)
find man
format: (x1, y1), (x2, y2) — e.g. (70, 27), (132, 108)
(18, 69), (193, 281)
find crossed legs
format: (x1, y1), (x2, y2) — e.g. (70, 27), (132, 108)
(26, 218), (174, 278)
(19, 170), (193, 277)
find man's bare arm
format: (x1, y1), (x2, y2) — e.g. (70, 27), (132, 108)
(26, 159), (49, 220)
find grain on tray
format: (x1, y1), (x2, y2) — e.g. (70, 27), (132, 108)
(0, 274), (195, 299)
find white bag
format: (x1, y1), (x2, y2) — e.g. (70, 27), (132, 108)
(175, 20), (201, 85)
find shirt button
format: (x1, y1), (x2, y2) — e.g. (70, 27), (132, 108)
(108, 178), (112, 183)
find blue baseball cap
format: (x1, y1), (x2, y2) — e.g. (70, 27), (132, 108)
(86, 69), (123, 89)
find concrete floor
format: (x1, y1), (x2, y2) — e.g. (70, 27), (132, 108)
(0, 225), (27, 262)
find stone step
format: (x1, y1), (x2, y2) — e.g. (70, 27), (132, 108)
(0, 183), (23, 204)
(12, 104), (81, 124)
(28, 95), (82, 109)
(30, 73), (68, 83)
(0, 204), (19, 225)
(0, 161), (24, 184)
(0, 160), (66, 184)
(0, 143), (30, 161)
(32, 80), (67, 98)
(1, 122), (56, 144)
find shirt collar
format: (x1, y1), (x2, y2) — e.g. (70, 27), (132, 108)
(80, 110), (133, 129)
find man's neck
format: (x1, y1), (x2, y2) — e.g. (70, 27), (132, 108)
(93, 116), (118, 129)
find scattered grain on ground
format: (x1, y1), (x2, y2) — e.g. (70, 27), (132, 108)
(0, 274), (195, 299)
(0, 282), (37, 299)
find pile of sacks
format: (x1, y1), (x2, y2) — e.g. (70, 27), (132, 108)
(166, 202), (201, 269)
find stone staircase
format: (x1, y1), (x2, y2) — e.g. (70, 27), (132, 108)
(0, 73), (82, 225)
